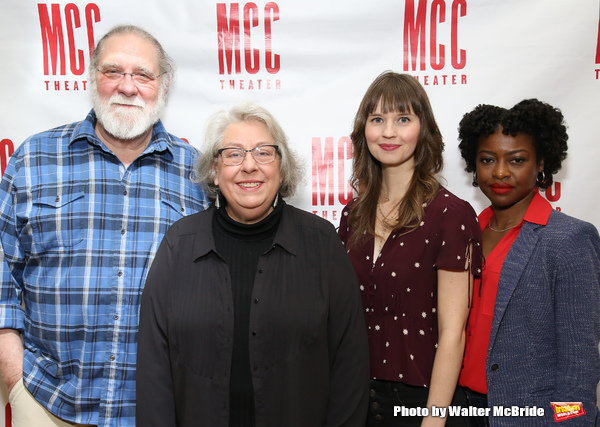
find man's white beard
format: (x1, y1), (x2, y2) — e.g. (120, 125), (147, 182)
(91, 81), (166, 140)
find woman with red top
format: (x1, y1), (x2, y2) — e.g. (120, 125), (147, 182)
(338, 71), (482, 427)
(458, 99), (600, 426)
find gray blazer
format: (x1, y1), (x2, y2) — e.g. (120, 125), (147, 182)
(486, 209), (600, 426)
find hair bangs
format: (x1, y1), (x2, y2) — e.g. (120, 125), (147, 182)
(376, 90), (415, 116)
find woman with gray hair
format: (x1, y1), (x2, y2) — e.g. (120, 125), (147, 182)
(136, 103), (370, 427)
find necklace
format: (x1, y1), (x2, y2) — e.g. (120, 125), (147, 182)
(377, 201), (399, 230)
(487, 222), (519, 233)
(373, 201), (399, 262)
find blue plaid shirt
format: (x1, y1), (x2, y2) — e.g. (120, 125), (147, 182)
(0, 110), (207, 426)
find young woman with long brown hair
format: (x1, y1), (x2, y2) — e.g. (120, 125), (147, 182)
(338, 71), (482, 426)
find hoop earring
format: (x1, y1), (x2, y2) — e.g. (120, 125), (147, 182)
(472, 171), (479, 187)
(536, 171), (546, 185)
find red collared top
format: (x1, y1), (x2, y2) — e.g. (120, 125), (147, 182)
(459, 190), (552, 394)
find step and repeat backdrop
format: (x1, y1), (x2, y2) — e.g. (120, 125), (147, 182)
(1, 0), (600, 423)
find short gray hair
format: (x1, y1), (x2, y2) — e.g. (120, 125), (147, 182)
(88, 24), (174, 93)
(195, 103), (303, 201)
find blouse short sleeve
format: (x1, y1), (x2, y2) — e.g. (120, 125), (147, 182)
(430, 189), (482, 276)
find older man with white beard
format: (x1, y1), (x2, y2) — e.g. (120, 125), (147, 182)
(0, 25), (207, 427)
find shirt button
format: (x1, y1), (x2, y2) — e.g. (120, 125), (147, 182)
(258, 268), (264, 274)
(491, 363), (499, 371)
(121, 228), (126, 235)
(117, 271), (123, 277)
(114, 315), (119, 320)
(254, 298), (259, 304)
(55, 196), (60, 202)
(252, 331), (257, 336)
(109, 355), (116, 361)
(123, 190), (128, 196)
(180, 206), (185, 212)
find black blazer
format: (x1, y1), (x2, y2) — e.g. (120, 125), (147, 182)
(136, 202), (370, 427)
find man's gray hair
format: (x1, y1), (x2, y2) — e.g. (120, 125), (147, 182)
(88, 24), (174, 93)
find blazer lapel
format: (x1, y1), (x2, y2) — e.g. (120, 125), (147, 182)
(487, 222), (543, 353)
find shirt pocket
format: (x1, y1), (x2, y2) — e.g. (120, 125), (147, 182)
(158, 189), (203, 231)
(160, 190), (186, 216)
(30, 188), (86, 251)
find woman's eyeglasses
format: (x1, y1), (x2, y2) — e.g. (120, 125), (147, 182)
(217, 145), (280, 166)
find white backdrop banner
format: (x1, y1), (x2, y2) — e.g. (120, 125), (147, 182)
(1, 0), (600, 423)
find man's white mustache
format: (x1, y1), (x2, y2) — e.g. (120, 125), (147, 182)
(109, 96), (145, 108)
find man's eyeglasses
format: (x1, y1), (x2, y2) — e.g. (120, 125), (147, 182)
(96, 68), (165, 84)
(217, 145), (280, 166)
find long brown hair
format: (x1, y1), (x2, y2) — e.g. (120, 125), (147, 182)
(347, 71), (443, 248)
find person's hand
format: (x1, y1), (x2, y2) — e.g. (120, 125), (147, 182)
(420, 414), (447, 427)
(0, 328), (25, 395)
(5, 372), (22, 394)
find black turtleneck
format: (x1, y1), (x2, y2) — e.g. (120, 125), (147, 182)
(213, 201), (282, 427)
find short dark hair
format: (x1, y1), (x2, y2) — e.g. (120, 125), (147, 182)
(458, 98), (568, 189)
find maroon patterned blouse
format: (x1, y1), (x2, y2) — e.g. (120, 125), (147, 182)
(338, 186), (482, 387)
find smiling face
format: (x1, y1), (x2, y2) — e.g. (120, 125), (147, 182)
(214, 120), (283, 224)
(91, 32), (166, 140)
(476, 129), (544, 211)
(364, 101), (421, 172)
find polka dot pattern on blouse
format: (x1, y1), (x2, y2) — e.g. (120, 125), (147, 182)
(338, 187), (482, 387)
